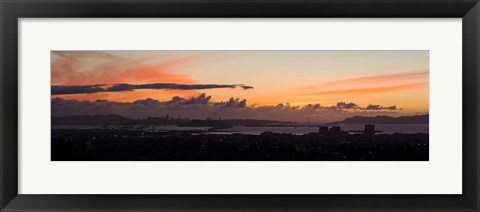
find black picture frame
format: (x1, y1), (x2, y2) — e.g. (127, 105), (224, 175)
(1, 0), (479, 211)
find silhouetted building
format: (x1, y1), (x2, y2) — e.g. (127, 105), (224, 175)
(364, 124), (375, 135)
(318, 126), (328, 135)
(329, 126), (341, 135)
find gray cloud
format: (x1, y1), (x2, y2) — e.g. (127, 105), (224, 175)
(336, 102), (359, 109)
(385, 105), (398, 110)
(52, 83), (254, 95)
(214, 97), (247, 108)
(365, 104), (397, 110)
(51, 84), (107, 95)
(240, 85), (254, 90)
(302, 104), (322, 110)
(184, 93), (212, 105)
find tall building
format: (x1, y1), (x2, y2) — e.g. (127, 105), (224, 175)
(329, 126), (341, 135)
(364, 124), (375, 135)
(318, 126), (328, 135)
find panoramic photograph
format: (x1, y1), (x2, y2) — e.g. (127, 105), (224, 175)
(51, 50), (429, 161)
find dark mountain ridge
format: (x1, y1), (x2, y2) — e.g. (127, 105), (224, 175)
(51, 114), (292, 126)
(340, 114), (428, 124)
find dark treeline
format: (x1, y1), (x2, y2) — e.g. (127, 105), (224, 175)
(52, 129), (428, 161)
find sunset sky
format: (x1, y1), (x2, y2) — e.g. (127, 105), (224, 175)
(51, 51), (429, 122)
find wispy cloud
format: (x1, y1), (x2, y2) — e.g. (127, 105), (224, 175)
(309, 83), (426, 96)
(315, 71), (428, 87)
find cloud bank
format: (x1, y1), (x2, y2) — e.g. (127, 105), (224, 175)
(52, 93), (403, 123)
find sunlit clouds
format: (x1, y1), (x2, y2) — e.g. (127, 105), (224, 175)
(51, 50), (429, 121)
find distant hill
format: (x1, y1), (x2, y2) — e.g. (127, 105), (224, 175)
(339, 114), (429, 124)
(52, 114), (136, 125)
(52, 114), (293, 126)
(178, 119), (291, 127)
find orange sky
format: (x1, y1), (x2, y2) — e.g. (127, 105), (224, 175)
(51, 51), (429, 114)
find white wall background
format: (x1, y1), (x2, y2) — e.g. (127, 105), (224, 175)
(18, 18), (462, 194)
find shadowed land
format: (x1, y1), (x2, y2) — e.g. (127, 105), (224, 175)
(51, 128), (428, 161)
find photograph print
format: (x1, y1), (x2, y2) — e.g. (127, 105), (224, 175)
(51, 50), (429, 161)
